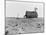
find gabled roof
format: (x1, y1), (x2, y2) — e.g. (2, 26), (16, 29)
(26, 11), (36, 13)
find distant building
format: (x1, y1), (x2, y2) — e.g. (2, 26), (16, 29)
(24, 8), (38, 18)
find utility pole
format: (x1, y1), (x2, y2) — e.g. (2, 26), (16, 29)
(17, 13), (19, 18)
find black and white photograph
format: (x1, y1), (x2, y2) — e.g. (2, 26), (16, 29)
(5, 0), (44, 35)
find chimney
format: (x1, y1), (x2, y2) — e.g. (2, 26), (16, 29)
(34, 8), (38, 12)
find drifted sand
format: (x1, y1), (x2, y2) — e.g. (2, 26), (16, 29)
(5, 17), (44, 35)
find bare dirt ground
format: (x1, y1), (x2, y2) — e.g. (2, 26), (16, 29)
(5, 17), (44, 35)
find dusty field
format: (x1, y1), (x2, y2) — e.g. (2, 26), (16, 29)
(5, 17), (44, 35)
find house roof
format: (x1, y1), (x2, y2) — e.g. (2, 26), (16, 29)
(26, 11), (36, 13)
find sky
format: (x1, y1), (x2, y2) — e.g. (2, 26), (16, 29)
(6, 1), (43, 18)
